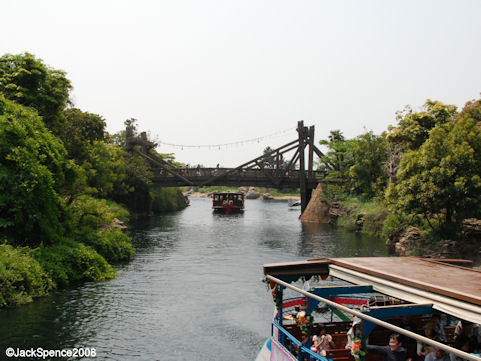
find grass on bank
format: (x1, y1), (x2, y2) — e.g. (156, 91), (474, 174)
(326, 195), (389, 238)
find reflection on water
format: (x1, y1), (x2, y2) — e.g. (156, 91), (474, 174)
(0, 197), (388, 360)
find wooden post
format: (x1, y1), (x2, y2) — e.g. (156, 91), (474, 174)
(308, 126), (314, 179)
(297, 121), (308, 213)
(306, 125), (315, 206)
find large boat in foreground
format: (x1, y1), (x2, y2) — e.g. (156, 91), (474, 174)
(256, 257), (481, 361)
(212, 192), (244, 213)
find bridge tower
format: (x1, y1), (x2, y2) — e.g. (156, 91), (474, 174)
(297, 120), (317, 213)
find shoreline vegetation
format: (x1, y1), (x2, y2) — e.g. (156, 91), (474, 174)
(0, 53), (187, 308)
(1, 52), (481, 308)
(306, 94), (481, 263)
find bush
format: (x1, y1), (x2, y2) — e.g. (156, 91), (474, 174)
(0, 96), (78, 245)
(34, 239), (116, 288)
(363, 209), (389, 237)
(80, 228), (134, 262)
(0, 244), (52, 307)
(69, 195), (129, 228)
(67, 195), (134, 261)
(151, 188), (186, 213)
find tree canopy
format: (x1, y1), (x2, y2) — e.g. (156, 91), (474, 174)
(0, 96), (78, 244)
(386, 100), (457, 151)
(386, 115), (481, 235)
(63, 108), (106, 161)
(0, 53), (72, 136)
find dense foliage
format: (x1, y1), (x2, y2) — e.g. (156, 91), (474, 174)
(0, 53), (72, 136)
(0, 96), (77, 244)
(319, 94), (481, 243)
(0, 53), (186, 307)
(386, 116), (481, 236)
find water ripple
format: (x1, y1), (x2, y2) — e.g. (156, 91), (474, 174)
(0, 197), (388, 360)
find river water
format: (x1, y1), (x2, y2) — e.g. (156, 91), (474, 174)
(0, 197), (389, 361)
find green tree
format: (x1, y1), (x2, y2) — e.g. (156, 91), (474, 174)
(319, 130), (354, 174)
(385, 116), (481, 236)
(386, 100), (457, 151)
(348, 131), (388, 197)
(0, 96), (78, 245)
(455, 95), (481, 125)
(0, 53), (72, 136)
(63, 108), (106, 161)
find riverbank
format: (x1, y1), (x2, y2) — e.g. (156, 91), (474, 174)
(314, 194), (481, 263)
(0, 188), (189, 309)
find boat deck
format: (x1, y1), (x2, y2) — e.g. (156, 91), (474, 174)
(330, 257), (481, 306)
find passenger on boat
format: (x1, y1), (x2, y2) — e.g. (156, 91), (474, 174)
(432, 314), (447, 342)
(425, 348), (450, 361)
(366, 333), (407, 361)
(311, 324), (335, 356)
(450, 333), (471, 361)
(417, 323), (436, 357)
(346, 317), (362, 349)
(282, 306), (300, 321)
(454, 321), (481, 352)
(399, 316), (417, 333)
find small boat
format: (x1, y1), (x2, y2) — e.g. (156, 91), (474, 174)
(257, 257), (481, 361)
(212, 192), (244, 213)
(288, 198), (301, 207)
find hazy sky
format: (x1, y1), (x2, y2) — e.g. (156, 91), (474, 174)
(2, 0), (481, 166)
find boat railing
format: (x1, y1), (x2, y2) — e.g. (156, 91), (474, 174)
(272, 321), (329, 361)
(266, 274), (481, 361)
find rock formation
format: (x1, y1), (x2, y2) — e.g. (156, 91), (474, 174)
(300, 183), (331, 223)
(246, 187), (260, 199)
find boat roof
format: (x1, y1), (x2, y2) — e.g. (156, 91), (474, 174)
(264, 257), (481, 324)
(212, 192), (244, 195)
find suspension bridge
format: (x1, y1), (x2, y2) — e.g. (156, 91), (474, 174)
(126, 121), (332, 212)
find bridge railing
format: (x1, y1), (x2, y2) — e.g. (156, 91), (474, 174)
(150, 167), (326, 180)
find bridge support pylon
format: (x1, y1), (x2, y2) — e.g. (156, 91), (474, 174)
(297, 121), (316, 214)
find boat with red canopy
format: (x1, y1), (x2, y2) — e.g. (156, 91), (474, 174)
(212, 192), (244, 213)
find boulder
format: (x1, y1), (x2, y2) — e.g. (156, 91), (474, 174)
(262, 193), (273, 200)
(329, 201), (347, 219)
(111, 217), (127, 230)
(238, 187), (247, 194)
(246, 188), (260, 199)
(355, 212), (367, 232)
(394, 227), (424, 256)
(462, 218), (481, 239)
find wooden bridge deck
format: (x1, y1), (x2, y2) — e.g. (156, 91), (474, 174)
(151, 167), (325, 188)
